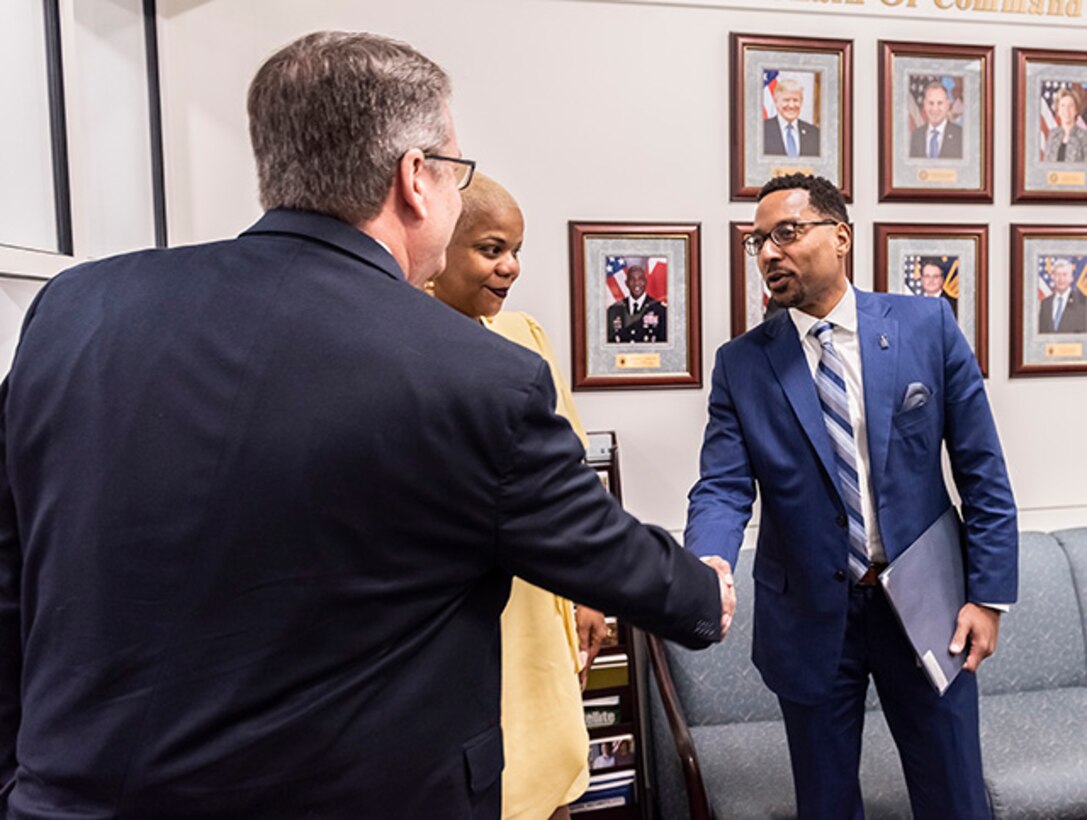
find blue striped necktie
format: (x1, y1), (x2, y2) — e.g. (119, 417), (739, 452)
(811, 321), (870, 580)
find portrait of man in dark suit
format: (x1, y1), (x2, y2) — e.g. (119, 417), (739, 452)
(606, 264), (668, 343)
(763, 75), (821, 158)
(1038, 257), (1087, 334)
(909, 80), (964, 159)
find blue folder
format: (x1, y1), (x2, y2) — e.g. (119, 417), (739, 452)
(879, 506), (966, 696)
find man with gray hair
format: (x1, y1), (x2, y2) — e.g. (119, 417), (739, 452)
(0, 31), (731, 818)
(1038, 257), (1087, 333)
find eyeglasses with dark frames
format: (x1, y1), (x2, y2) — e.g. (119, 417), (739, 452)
(743, 220), (838, 257)
(423, 154), (476, 190)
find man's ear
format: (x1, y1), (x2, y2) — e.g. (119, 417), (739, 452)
(836, 222), (852, 257)
(397, 149), (429, 221)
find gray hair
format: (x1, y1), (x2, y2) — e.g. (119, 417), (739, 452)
(247, 31), (451, 224)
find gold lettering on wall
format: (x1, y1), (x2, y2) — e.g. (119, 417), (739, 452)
(798, 0), (1081, 17)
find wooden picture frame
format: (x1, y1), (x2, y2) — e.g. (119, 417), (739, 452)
(874, 223), (989, 377)
(730, 33), (853, 201)
(878, 41), (993, 203)
(1010, 224), (1087, 376)
(569, 221), (701, 390)
(729, 221), (853, 338)
(1012, 48), (1087, 203)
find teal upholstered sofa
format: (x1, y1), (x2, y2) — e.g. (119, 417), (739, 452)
(647, 528), (1087, 819)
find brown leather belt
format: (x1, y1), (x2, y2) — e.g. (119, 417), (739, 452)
(855, 562), (889, 587)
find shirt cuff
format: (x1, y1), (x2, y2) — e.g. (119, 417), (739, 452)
(979, 602), (1010, 613)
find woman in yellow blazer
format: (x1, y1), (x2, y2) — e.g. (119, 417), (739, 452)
(430, 173), (606, 820)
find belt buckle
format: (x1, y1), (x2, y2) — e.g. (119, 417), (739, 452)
(855, 563), (886, 588)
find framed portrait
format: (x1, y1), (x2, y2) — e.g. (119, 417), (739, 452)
(1010, 225), (1087, 376)
(873, 223), (989, 377)
(728, 221), (853, 338)
(1013, 49), (1087, 203)
(569, 222), (701, 390)
(878, 41), (993, 202)
(729, 34), (853, 201)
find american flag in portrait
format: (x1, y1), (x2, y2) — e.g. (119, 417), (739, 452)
(1038, 80), (1087, 161)
(903, 255), (960, 299)
(604, 256), (668, 304)
(604, 256), (633, 302)
(763, 69), (780, 120)
(1037, 255), (1087, 301)
(907, 75), (964, 132)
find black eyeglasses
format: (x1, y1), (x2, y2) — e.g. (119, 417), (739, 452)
(423, 154), (476, 190)
(743, 220), (838, 257)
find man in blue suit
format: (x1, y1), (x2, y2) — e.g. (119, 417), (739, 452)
(0, 32), (732, 818)
(686, 174), (1017, 819)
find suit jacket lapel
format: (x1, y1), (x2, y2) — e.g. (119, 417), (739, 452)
(761, 315), (842, 501)
(856, 291), (898, 504)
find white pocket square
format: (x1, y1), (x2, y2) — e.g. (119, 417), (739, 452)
(900, 382), (932, 413)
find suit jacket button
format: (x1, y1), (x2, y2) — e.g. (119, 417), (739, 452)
(834, 570), (847, 582)
(836, 514), (847, 528)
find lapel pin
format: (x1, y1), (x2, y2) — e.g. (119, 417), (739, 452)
(879, 334), (889, 350)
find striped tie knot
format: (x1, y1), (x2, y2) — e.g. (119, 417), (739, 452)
(812, 320), (835, 347)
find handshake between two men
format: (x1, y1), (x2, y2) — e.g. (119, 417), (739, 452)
(704, 555), (738, 637)
(2, 29), (1011, 820)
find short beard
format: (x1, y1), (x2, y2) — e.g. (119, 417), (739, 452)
(770, 285), (805, 310)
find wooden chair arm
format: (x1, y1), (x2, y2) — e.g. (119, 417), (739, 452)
(646, 633), (714, 820)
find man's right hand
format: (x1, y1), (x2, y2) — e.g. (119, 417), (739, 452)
(701, 556), (736, 639)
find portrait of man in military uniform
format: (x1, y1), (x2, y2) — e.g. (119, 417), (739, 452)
(606, 265), (668, 343)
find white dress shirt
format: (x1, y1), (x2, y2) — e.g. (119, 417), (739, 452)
(628, 295), (646, 313)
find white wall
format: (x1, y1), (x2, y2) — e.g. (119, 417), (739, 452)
(0, 1), (58, 254)
(80, 0), (1087, 537)
(0, 0), (160, 361)
(66, 0), (158, 260)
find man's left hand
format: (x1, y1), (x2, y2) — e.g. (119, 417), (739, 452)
(949, 603), (1001, 672)
(576, 605), (608, 690)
